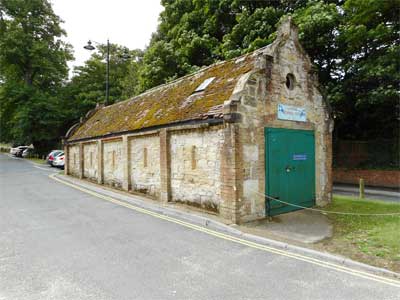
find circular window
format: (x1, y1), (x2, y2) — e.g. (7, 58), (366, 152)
(285, 73), (295, 90)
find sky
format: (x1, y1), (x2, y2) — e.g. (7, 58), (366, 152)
(51, 0), (164, 74)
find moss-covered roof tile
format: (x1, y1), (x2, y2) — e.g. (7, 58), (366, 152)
(68, 54), (255, 141)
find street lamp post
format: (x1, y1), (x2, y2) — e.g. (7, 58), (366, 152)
(84, 39), (110, 106)
(106, 39), (110, 106)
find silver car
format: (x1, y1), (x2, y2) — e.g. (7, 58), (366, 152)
(52, 154), (65, 169)
(46, 150), (63, 166)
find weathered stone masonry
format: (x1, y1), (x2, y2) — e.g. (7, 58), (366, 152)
(83, 142), (98, 181)
(64, 18), (333, 224)
(169, 126), (224, 211)
(130, 133), (161, 198)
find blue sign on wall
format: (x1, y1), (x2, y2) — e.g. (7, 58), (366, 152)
(277, 104), (307, 122)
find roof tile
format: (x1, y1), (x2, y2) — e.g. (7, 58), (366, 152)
(69, 54), (254, 141)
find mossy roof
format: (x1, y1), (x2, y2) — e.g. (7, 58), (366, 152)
(68, 54), (255, 141)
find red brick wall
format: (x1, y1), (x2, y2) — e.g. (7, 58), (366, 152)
(333, 168), (400, 188)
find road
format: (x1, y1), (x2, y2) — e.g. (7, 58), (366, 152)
(333, 184), (400, 203)
(0, 154), (399, 300)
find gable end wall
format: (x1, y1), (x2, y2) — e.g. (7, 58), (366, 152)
(229, 20), (333, 222)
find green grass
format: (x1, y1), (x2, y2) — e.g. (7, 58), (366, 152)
(26, 157), (46, 164)
(324, 195), (400, 270)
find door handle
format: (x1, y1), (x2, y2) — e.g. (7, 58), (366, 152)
(285, 166), (296, 172)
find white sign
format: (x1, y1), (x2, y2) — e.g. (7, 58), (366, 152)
(277, 104), (307, 122)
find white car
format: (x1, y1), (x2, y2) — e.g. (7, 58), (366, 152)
(52, 154), (65, 169)
(10, 146), (28, 157)
(22, 148), (33, 158)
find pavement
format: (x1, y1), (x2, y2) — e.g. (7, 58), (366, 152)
(239, 210), (332, 244)
(333, 183), (400, 202)
(56, 172), (333, 245)
(1, 153), (400, 299)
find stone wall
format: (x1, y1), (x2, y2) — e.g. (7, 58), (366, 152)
(83, 142), (98, 181)
(236, 71), (267, 221)
(68, 144), (80, 177)
(223, 19), (333, 222)
(103, 139), (124, 188)
(169, 127), (224, 211)
(130, 134), (161, 197)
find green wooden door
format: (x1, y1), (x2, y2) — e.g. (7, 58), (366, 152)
(265, 128), (315, 216)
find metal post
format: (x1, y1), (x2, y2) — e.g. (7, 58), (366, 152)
(105, 39), (110, 106)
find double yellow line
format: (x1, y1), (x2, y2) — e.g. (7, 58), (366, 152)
(49, 174), (400, 288)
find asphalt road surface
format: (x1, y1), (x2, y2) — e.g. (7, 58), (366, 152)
(0, 154), (399, 300)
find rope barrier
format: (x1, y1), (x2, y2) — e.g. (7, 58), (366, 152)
(165, 172), (400, 216)
(167, 172), (400, 216)
(250, 188), (400, 217)
(169, 172), (400, 216)
(62, 157), (400, 216)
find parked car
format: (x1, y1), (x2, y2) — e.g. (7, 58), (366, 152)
(21, 148), (34, 158)
(46, 150), (63, 166)
(52, 154), (65, 169)
(10, 146), (28, 157)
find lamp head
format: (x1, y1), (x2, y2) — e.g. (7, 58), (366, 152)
(119, 49), (131, 60)
(84, 40), (95, 51)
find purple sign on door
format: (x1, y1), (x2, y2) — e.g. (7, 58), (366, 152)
(293, 154), (307, 161)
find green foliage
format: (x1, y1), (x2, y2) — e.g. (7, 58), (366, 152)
(293, 1), (342, 84)
(136, 40), (185, 92)
(334, 0), (400, 138)
(0, 0), (72, 86)
(0, 0), (72, 153)
(222, 6), (283, 58)
(65, 45), (143, 118)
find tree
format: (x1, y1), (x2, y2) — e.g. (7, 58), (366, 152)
(65, 45), (143, 121)
(0, 0), (72, 152)
(294, 0), (399, 139)
(136, 40), (184, 92)
(334, 0), (400, 139)
(137, 0), (398, 141)
(221, 6), (284, 58)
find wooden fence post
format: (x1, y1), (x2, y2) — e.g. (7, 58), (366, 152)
(359, 178), (365, 199)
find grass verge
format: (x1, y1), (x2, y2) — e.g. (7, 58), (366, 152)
(318, 195), (400, 272)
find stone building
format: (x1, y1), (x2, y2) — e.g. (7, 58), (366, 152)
(64, 18), (333, 224)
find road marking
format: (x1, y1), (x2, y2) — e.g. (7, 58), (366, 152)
(49, 173), (400, 288)
(33, 165), (56, 172)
